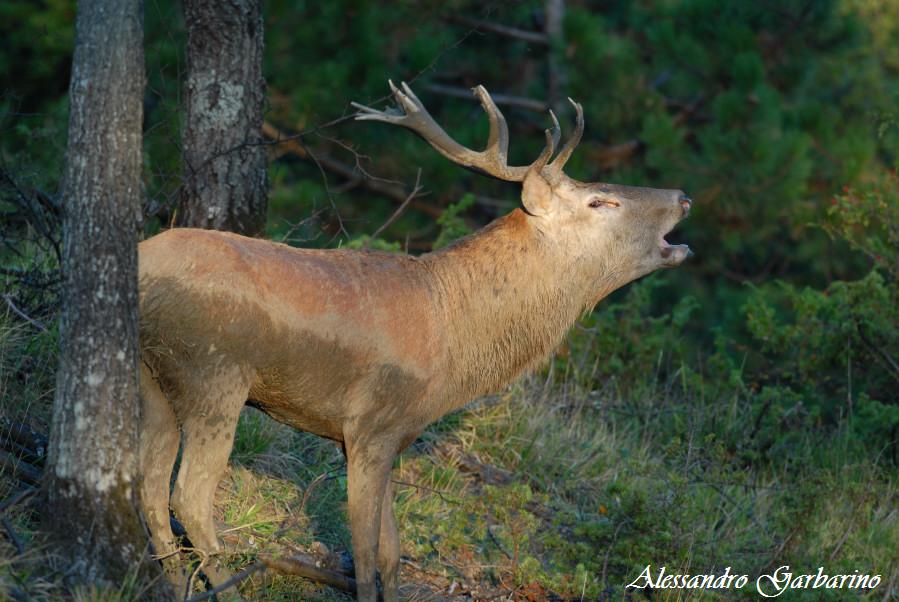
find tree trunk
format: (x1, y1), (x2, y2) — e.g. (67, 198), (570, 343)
(176, 0), (268, 237)
(545, 0), (566, 116)
(43, 0), (151, 586)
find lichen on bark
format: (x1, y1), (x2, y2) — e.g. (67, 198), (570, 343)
(176, 0), (268, 237)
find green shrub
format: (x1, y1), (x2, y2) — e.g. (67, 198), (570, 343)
(432, 193), (475, 250)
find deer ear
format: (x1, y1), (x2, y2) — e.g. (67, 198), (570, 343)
(521, 169), (554, 216)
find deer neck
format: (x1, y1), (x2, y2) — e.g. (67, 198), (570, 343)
(422, 209), (603, 413)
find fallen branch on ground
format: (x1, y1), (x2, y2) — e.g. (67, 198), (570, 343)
(0, 449), (42, 485)
(0, 419), (48, 457)
(2, 516), (25, 554)
(0, 488), (36, 514)
(2, 294), (48, 332)
(183, 561), (266, 602)
(260, 551), (367, 598)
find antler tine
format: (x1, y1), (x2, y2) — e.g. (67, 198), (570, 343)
(548, 109), (562, 152)
(351, 79), (407, 122)
(530, 111), (560, 174)
(472, 86), (509, 164)
(545, 98), (584, 180)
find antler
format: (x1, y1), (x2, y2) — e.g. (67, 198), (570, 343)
(352, 81), (581, 183)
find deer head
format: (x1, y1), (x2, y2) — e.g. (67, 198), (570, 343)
(353, 81), (692, 290)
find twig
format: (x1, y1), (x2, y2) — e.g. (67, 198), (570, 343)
(314, 132), (404, 189)
(0, 450), (42, 485)
(0, 419), (48, 458)
(391, 478), (461, 505)
(588, 139), (642, 171)
(829, 490), (871, 561)
(881, 566), (898, 602)
(486, 525), (511, 560)
(196, 113), (359, 174)
(184, 552), (205, 601)
(2, 294), (47, 332)
(0, 438), (43, 466)
(828, 522), (854, 562)
(366, 169), (423, 247)
(262, 121), (441, 219)
(424, 83), (548, 113)
(601, 519), (628, 587)
(856, 323), (899, 384)
(298, 139), (349, 241)
(272, 467), (343, 540)
(765, 526), (799, 571)
(2, 516), (24, 554)
(0, 166), (62, 263)
(0, 488), (36, 514)
(297, 469), (341, 518)
(183, 561), (266, 602)
(6, 586), (27, 602)
(444, 15), (549, 46)
(277, 207), (326, 245)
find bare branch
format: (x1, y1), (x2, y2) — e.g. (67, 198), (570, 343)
(486, 524), (512, 560)
(183, 562), (266, 602)
(424, 83), (548, 113)
(444, 15), (549, 46)
(262, 121), (442, 219)
(297, 139), (350, 242)
(0, 437), (44, 467)
(391, 478), (461, 505)
(0, 488), (36, 514)
(3, 294), (48, 332)
(587, 139), (643, 171)
(366, 169), (424, 247)
(0, 419), (48, 458)
(260, 553), (360, 596)
(0, 450), (42, 485)
(2, 517), (24, 554)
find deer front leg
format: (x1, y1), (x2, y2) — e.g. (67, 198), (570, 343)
(377, 478), (400, 602)
(346, 441), (395, 602)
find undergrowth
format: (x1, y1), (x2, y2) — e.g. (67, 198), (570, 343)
(0, 175), (896, 600)
(1, 289), (896, 599)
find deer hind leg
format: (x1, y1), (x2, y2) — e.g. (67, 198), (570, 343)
(346, 440), (396, 602)
(170, 365), (250, 597)
(138, 363), (184, 585)
(378, 478), (400, 602)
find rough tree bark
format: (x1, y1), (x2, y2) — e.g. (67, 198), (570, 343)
(176, 0), (268, 237)
(43, 0), (151, 586)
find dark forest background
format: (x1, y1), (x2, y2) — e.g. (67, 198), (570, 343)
(1, 1), (897, 600)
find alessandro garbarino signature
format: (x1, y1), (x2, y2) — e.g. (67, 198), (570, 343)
(626, 564), (883, 597)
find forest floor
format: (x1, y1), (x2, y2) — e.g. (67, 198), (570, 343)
(0, 313), (897, 601)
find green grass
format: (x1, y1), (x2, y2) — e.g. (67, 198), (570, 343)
(1, 310), (897, 600)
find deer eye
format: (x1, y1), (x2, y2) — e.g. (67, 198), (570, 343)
(588, 197), (620, 209)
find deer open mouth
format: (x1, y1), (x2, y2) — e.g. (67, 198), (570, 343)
(658, 194), (693, 265)
(659, 228), (692, 266)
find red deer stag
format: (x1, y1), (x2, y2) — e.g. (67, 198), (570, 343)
(138, 81), (692, 601)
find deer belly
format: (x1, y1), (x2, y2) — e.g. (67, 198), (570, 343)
(246, 329), (432, 443)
